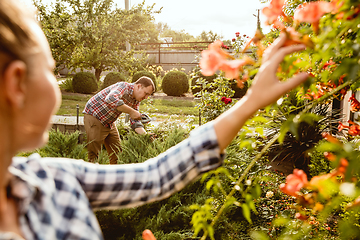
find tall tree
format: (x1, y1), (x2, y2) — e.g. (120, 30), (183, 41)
(34, 0), (77, 74)
(34, 0), (160, 81)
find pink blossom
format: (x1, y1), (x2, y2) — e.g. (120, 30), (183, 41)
(262, 0), (286, 25)
(280, 169), (308, 197)
(294, 1), (334, 23)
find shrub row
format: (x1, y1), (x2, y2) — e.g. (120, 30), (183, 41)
(70, 70), (247, 98)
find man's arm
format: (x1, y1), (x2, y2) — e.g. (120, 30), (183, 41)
(213, 34), (309, 152)
(118, 103), (147, 134)
(117, 103), (141, 120)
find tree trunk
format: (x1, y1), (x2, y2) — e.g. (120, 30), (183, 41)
(95, 68), (102, 82)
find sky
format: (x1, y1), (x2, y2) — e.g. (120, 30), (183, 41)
(21, 0), (271, 41)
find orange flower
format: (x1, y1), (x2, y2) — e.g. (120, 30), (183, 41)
(200, 40), (255, 80)
(280, 169), (308, 197)
(294, 1), (334, 23)
(219, 56), (255, 80)
(336, 158), (348, 175)
(294, 1), (334, 33)
(313, 202), (324, 212)
(200, 41), (228, 76)
(322, 132), (341, 144)
(262, 0), (286, 26)
(142, 230), (156, 240)
(323, 59), (336, 69)
(338, 121), (349, 132)
(347, 120), (360, 136)
(295, 212), (308, 221)
(242, 29), (265, 54)
(237, 73), (249, 88)
(283, 27), (314, 48)
(309, 173), (333, 188)
(349, 94), (360, 112)
(324, 152), (337, 161)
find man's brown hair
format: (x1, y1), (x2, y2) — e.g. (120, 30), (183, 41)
(135, 76), (155, 92)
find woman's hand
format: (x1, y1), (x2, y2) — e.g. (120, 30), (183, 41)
(246, 33), (309, 109)
(214, 33), (309, 152)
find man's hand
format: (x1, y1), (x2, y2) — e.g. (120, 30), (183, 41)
(134, 127), (147, 135)
(117, 104), (141, 120)
(129, 110), (141, 120)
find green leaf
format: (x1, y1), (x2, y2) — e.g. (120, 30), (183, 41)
(251, 184), (262, 199)
(273, 216), (289, 227)
(249, 231), (270, 240)
(242, 203), (252, 224)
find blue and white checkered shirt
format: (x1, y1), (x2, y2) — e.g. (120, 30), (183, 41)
(2, 122), (224, 240)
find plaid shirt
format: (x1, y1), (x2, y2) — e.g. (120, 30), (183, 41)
(2, 122), (224, 240)
(83, 82), (141, 128)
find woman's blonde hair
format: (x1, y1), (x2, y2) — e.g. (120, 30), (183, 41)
(0, 0), (39, 68)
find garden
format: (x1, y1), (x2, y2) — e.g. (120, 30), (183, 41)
(22, 0), (360, 239)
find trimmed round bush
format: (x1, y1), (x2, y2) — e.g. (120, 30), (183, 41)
(162, 71), (189, 96)
(132, 71), (157, 91)
(102, 72), (126, 90)
(191, 73), (217, 94)
(72, 72), (98, 94)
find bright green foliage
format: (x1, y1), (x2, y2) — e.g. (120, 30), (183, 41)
(37, 129), (87, 159)
(156, 23), (223, 47)
(95, 126), (279, 239)
(191, 0), (360, 239)
(264, 91), (341, 176)
(115, 123), (187, 163)
(132, 70), (157, 92)
(72, 72), (98, 94)
(33, 0), (76, 74)
(59, 78), (74, 92)
(162, 71), (189, 96)
(190, 66), (217, 95)
(101, 72), (126, 90)
(116, 50), (153, 77)
(34, 0), (160, 81)
(194, 74), (235, 124)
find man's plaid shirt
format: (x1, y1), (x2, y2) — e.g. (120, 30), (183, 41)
(2, 122), (224, 240)
(83, 82), (141, 128)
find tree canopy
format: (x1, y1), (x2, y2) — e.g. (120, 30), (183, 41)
(34, 0), (160, 80)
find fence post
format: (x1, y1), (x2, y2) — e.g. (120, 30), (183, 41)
(76, 104), (79, 131)
(158, 43), (161, 64)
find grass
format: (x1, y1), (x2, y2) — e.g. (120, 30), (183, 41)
(140, 98), (199, 115)
(57, 94), (92, 116)
(57, 92), (199, 123)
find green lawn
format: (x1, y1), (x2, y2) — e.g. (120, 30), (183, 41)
(57, 94), (92, 116)
(57, 92), (199, 123)
(140, 98), (198, 115)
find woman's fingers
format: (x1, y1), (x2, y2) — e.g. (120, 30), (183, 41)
(256, 42), (306, 84)
(270, 44), (306, 67)
(262, 33), (287, 62)
(278, 72), (309, 95)
(142, 229), (156, 240)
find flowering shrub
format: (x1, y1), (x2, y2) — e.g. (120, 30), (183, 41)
(191, 0), (360, 239)
(194, 75), (235, 124)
